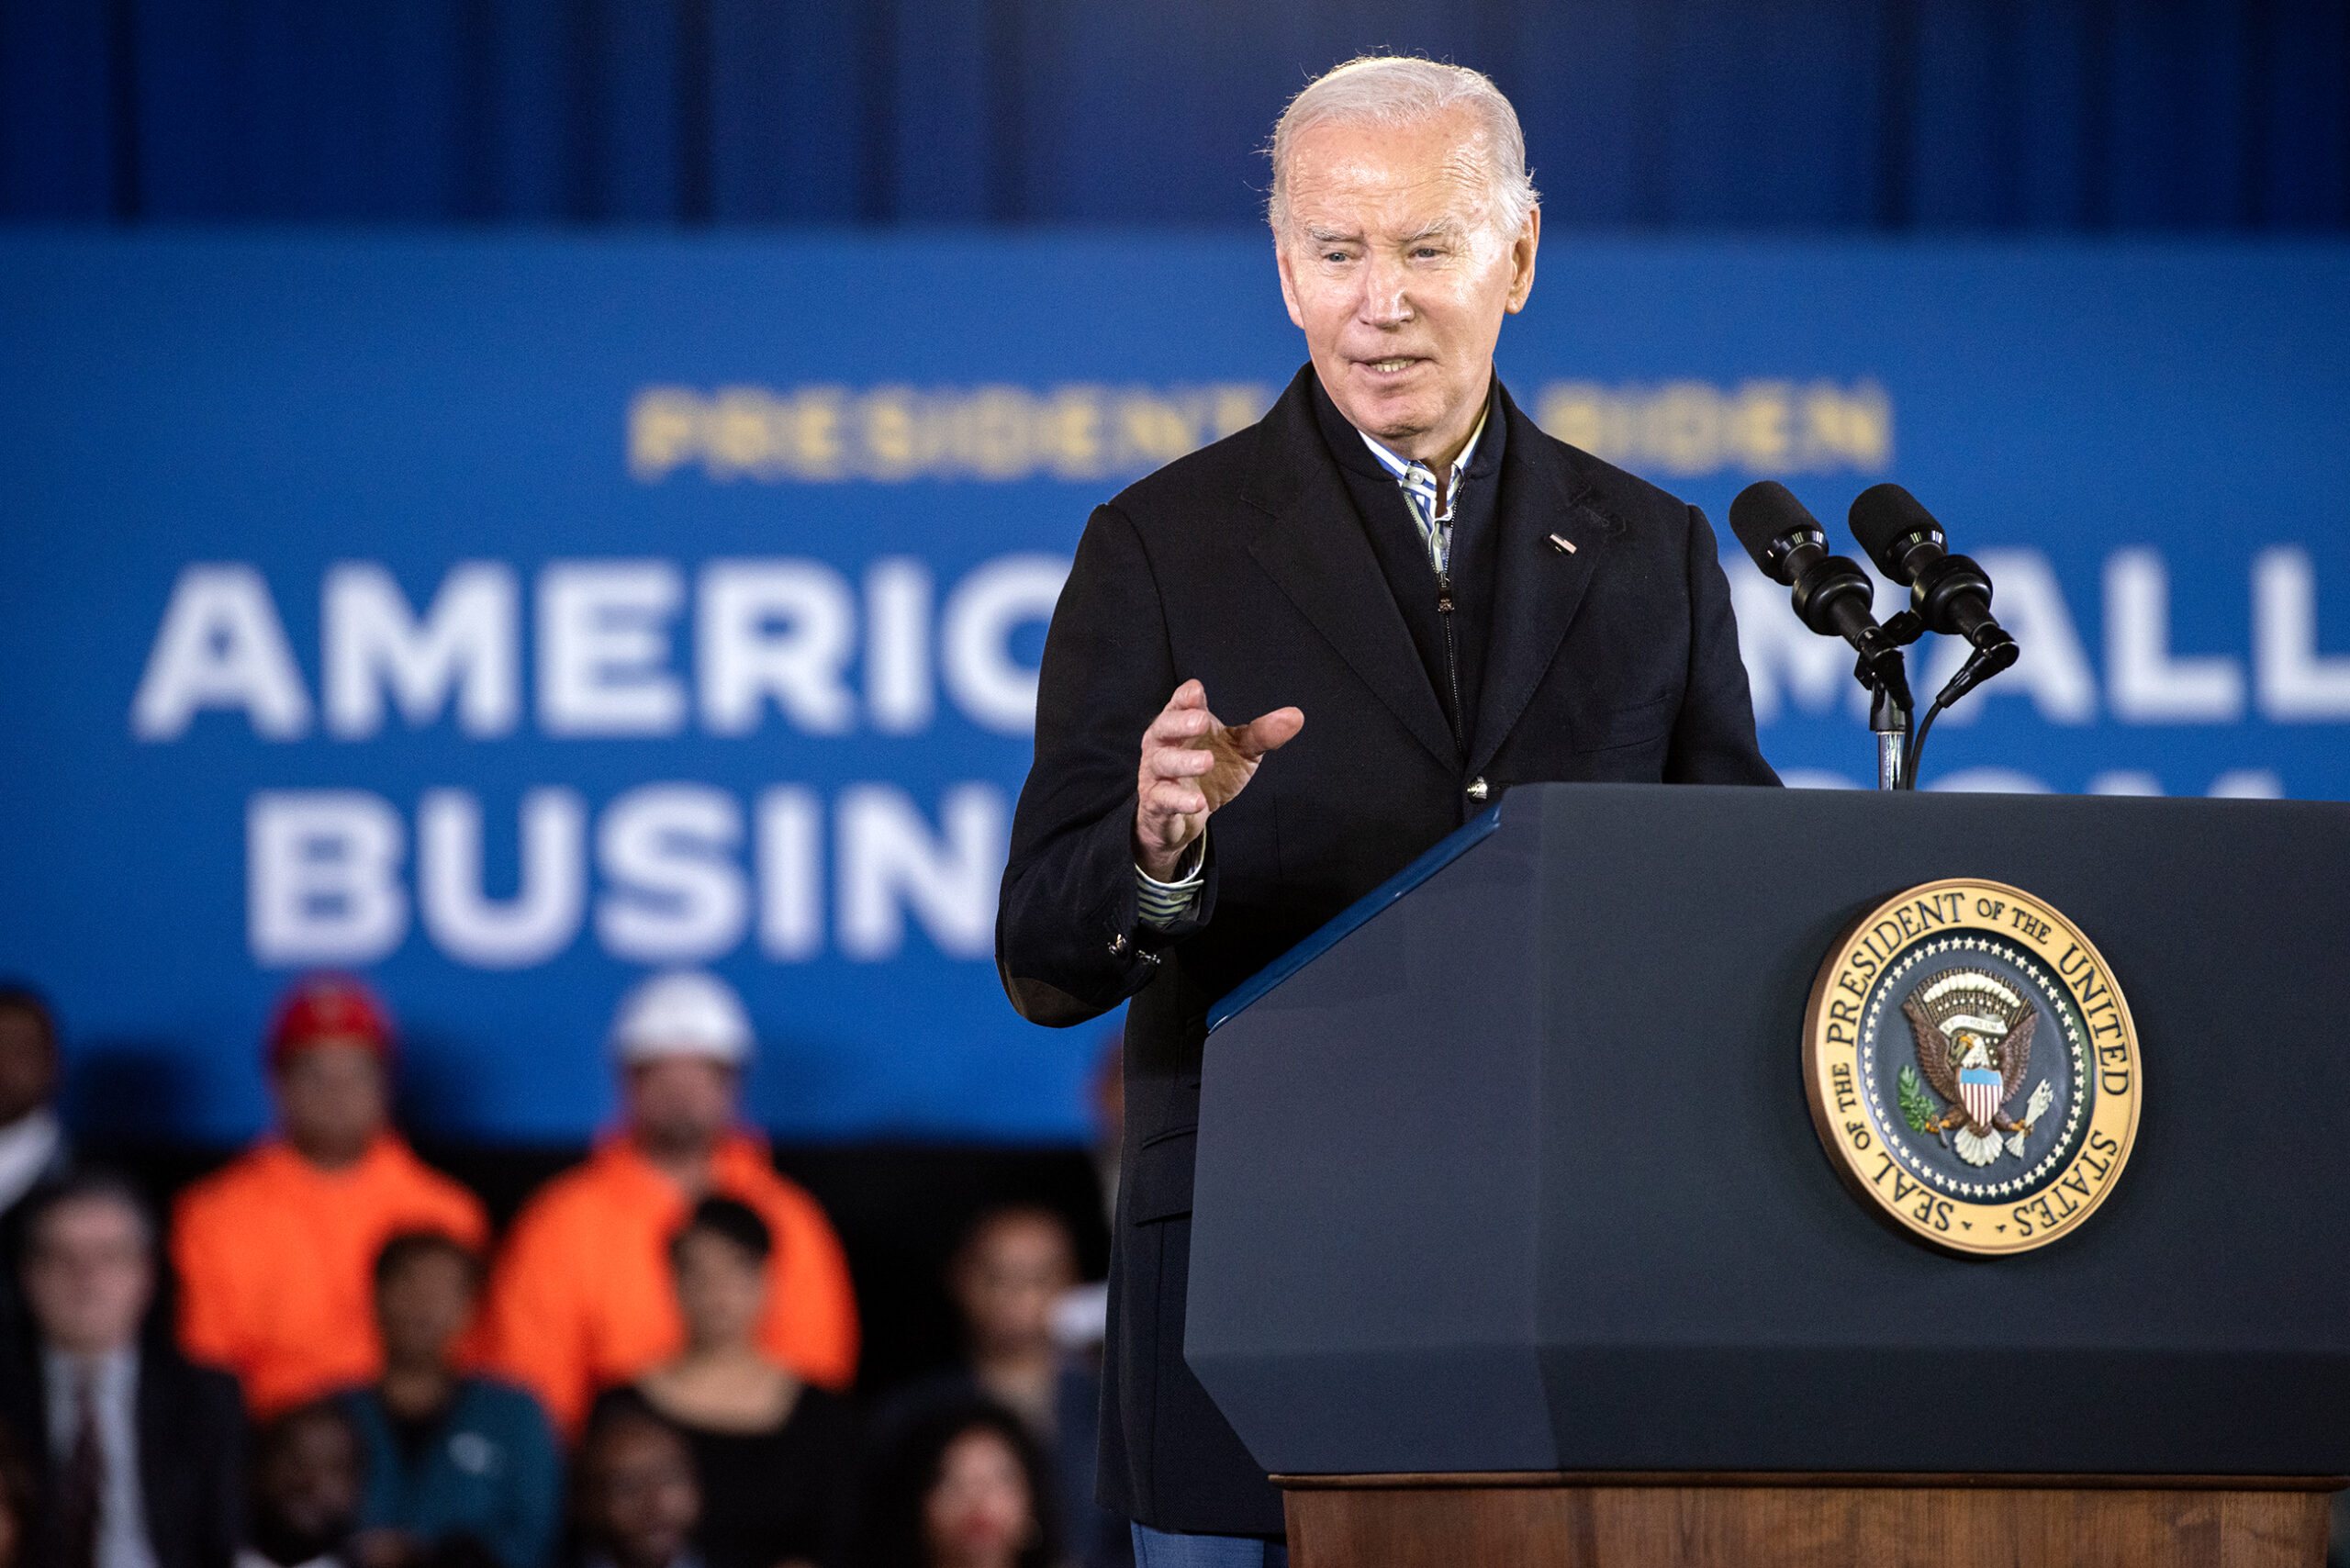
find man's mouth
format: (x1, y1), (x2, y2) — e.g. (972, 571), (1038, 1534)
(1360, 356), (1423, 375)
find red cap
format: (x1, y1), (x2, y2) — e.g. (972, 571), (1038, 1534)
(266, 974), (394, 1072)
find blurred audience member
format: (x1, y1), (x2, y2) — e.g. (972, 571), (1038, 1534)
(0, 1170), (243, 1568)
(482, 972), (856, 1436)
(878, 1208), (1122, 1566)
(340, 1233), (559, 1568)
(0, 986), (71, 1345)
(174, 976), (489, 1416)
(241, 1402), (362, 1568)
(945, 1209), (1076, 1439)
(565, 1406), (701, 1568)
(592, 1197), (855, 1568)
(856, 1402), (1056, 1568)
(0, 1423), (33, 1567)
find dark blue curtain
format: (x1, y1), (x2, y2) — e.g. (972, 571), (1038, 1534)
(3, 0), (2345, 229)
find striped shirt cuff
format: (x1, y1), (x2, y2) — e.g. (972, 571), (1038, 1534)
(1135, 835), (1207, 930)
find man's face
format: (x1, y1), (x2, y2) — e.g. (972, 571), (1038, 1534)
(255, 1410), (361, 1545)
(625, 1057), (737, 1159)
(0, 1007), (58, 1128)
(582, 1417), (699, 1568)
(24, 1196), (153, 1357)
(954, 1214), (1076, 1360)
(275, 1040), (387, 1168)
(1274, 107), (1539, 460)
(374, 1248), (476, 1371)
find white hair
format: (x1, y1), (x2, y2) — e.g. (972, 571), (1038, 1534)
(1267, 56), (1540, 238)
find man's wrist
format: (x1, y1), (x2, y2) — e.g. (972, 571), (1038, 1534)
(1135, 832), (1202, 883)
(1136, 834), (1204, 885)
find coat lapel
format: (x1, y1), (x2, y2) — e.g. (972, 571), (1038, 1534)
(1242, 369), (1458, 771)
(1467, 385), (1610, 778)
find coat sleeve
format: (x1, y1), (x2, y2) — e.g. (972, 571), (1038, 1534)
(758, 1180), (861, 1393)
(1665, 504), (1783, 787)
(996, 502), (1214, 1028)
(476, 1197), (595, 1438)
(167, 1183), (243, 1378)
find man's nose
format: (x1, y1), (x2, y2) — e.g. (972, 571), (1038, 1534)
(1358, 252), (1413, 327)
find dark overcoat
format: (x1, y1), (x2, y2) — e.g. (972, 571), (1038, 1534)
(997, 363), (1779, 1535)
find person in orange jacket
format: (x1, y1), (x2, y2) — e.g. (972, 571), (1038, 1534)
(479, 969), (859, 1437)
(172, 975), (490, 1417)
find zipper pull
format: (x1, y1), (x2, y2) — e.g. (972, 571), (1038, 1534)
(1436, 571), (1453, 615)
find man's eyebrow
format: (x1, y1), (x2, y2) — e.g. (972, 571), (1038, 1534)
(1304, 226), (1363, 245)
(1398, 218), (1466, 244)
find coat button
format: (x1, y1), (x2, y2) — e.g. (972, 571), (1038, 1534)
(1466, 777), (1489, 801)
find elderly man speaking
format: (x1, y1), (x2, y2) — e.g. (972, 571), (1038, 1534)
(997, 56), (1777, 1565)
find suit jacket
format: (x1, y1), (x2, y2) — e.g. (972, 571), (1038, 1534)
(0, 1331), (245, 1568)
(997, 364), (1778, 1535)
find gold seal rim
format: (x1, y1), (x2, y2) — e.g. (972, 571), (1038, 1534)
(1801, 877), (2142, 1258)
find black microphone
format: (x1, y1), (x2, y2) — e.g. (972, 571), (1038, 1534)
(1729, 481), (1912, 710)
(1846, 484), (2017, 663)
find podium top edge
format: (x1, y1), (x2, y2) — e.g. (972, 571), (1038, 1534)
(1205, 800), (1505, 1034)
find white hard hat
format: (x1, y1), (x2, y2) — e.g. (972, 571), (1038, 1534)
(610, 970), (754, 1066)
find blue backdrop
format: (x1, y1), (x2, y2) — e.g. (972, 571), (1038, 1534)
(6, 0), (2346, 231)
(3, 232), (2345, 1145)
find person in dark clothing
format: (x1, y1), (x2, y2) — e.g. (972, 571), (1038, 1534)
(589, 1198), (855, 1568)
(0, 1169), (244, 1568)
(565, 1406), (701, 1568)
(873, 1208), (1125, 1568)
(245, 1401), (364, 1568)
(856, 1401), (1056, 1568)
(995, 56), (1777, 1560)
(0, 1421), (37, 1566)
(0, 988), (73, 1350)
(339, 1233), (559, 1568)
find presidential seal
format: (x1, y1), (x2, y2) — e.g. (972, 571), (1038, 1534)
(1802, 879), (2141, 1256)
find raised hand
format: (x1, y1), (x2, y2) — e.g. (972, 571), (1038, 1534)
(1133, 679), (1304, 880)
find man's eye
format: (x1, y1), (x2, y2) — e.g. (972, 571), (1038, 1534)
(1322, 251), (1351, 263)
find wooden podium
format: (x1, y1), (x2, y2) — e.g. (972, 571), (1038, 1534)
(1276, 1473), (2334, 1567)
(1186, 785), (2350, 1568)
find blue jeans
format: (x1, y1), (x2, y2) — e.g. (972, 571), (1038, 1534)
(1130, 1523), (1289, 1568)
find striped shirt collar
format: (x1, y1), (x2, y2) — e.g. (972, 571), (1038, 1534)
(1357, 399), (1493, 518)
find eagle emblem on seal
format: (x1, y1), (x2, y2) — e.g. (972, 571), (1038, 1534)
(1895, 969), (2056, 1168)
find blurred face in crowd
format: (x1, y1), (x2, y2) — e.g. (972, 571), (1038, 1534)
(1273, 106), (1538, 465)
(579, 1416), (699, 1568)
(923, 1427), (1034, 1568)
(672, 1226), (767, 1353)
(625, 1056), (736, 1160)
(252, 1407), (361, 1556)
(24, 1194), (152, 1357)
(953, 1212), (1076, 1361)
(375, 1245), (477, 1373)
(0, 1005), (58, 1128)
(276, 1040), (387, 1169)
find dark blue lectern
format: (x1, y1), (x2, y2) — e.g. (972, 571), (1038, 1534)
(1187, 782), (2350, 1568)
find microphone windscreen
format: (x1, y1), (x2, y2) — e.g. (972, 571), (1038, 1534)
(1727, 481), (1820, 583)
(1848, 483), (1942, 581)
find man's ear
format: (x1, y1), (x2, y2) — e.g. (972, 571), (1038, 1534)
(1505, 207), (1540, 314)
(1272, 237), (1308, 331)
